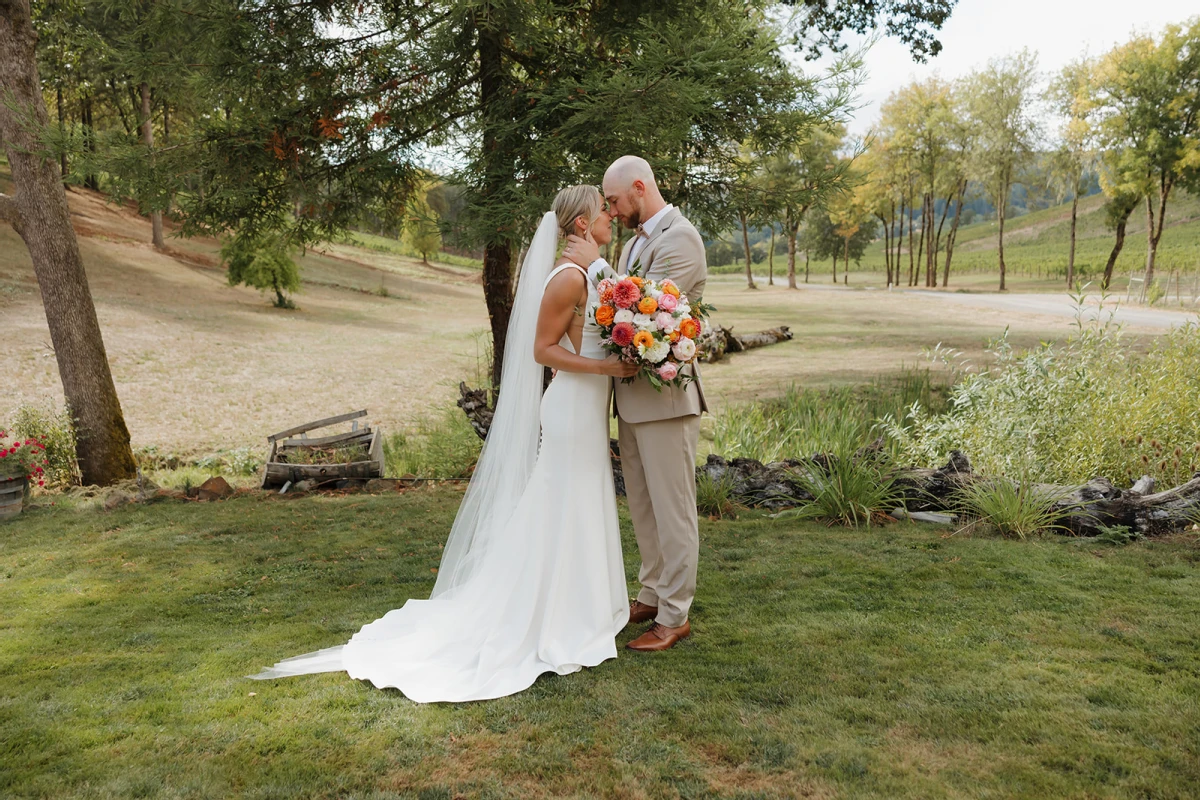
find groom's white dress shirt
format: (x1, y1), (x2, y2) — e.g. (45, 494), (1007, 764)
(586, 203), (675, 284)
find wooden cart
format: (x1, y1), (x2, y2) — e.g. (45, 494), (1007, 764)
(261, 409), (384, 490)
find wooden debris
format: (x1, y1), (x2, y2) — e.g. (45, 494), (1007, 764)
(261, 410), (383, 489)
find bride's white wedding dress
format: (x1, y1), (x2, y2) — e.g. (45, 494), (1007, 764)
(250, 218), (629, 703)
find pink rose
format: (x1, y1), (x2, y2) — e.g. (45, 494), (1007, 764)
(611, 321), (635, 347)
(655, 312), (676, 332)
(657, 292), (678, 312)
(657, 362), (679, 381)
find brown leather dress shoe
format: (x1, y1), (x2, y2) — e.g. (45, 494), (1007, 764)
(627, 600), (658, 625)
(626, 620), (691, 651)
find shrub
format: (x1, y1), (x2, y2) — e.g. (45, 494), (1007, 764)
(951, 478), (1076, 540)
(711, 369), (945, 464)
(9, 403), (78, 487)
(696, 470), (740, 519)
(775, 416), (904, 527)
(222, 231), (300, 309)
(882, 296), (1200, 486)
(384, 406), (481, 480)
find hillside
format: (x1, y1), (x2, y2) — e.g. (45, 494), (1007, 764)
(860, 189), (1200, 290)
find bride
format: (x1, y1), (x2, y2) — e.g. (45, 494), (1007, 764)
(250, 186), (639, 702)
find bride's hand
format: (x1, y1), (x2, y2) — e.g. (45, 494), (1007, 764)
(598, 355), (640, 378)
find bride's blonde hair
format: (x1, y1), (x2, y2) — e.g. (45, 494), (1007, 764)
(552, 185), (602, 240)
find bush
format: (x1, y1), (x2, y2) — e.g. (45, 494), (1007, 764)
(882, 297), (1200, 486)
(774, 416), (904, 528)
(696, 470), (740, 519)
(9, 403), (78, 487)
(951, 478), (1076, 539)
(711, 369), (945, 464)
(384, 406), (481, 480)
(222, 231), (300, 309)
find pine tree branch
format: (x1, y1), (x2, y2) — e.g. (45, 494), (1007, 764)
(0, 192), (23, 236)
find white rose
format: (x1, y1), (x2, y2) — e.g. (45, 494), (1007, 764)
(645, 340), (671, 364)
(614, 308), (634, 324)
(672, 338), (697, 361)
(633, 313), (654, 330)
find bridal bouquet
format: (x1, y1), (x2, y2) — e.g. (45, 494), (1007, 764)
(591, 275), (711, 389)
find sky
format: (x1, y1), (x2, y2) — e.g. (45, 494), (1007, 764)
(813, 0), (1199, 137)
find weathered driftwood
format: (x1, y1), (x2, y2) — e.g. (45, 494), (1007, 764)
(699, 325), (793, 363)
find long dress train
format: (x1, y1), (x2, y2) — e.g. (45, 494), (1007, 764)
(249, 263), (628, 703)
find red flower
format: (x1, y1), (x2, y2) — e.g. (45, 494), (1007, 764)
(38, 480), (44, 487)
(613, 280), (640, 309)
(611, 321), (635, 347)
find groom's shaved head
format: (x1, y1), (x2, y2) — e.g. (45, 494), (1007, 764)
(604, 155), (656, 191)
(603, 155), (666, 231)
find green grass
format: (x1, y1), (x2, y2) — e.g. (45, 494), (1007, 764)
(3, 489), (1199, 798)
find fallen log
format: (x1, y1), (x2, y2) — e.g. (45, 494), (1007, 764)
(699, 325), (793, 363)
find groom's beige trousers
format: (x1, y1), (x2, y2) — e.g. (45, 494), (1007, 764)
(618, 413), (701, 628)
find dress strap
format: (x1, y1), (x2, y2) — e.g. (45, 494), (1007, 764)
(543, 262), (588, 289)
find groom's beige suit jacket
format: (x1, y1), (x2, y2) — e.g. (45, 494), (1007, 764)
(613, 207), (709, 422)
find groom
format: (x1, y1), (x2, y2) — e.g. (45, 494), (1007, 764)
(565, 155), (708, 652)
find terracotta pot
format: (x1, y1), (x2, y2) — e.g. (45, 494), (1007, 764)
(0, 475), (27, 520)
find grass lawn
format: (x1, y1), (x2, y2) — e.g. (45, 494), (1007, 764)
(3, 489), (1199, 799)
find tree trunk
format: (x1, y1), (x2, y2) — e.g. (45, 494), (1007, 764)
(804, 247), (809, 283)
(997, 179), (1009, 291)
(56, 84), (67, 184)
(1144, 183), (1172, 290)
(1101, 202), (1133, 291)
(0, 0), (138, 486)
(138, 82), (164, 249)
(942, 180), (965, 287)
(767, 226), (775, 286)
(81, 95), (98, 191)
(477, 11), (515, 390)
(786, 219), (797, 289)
(740, 212), (756, 289)
(877, 212), (891, 287)
(925, 193), (935, 287)
(1067, 194), (1078, 289)
(896, 197), (905, 287)
(902, 190), (912, 284)
(933, 189), (953, 286)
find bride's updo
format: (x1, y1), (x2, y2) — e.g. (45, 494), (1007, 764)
(552, 185), (602, 240)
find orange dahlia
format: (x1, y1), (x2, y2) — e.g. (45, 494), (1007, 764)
(669, 330), (681, 342)
(661, 281), (681, 298)
(594, 305), (615, 326)
(637, 296), (658, 314)
(678, 318), (701, 339)
(599, 286), (615, 303)
(633, 330), (655, 350)
(629, 276), (645, 288)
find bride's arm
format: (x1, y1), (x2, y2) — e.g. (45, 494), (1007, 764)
(534, 270), (638, 377)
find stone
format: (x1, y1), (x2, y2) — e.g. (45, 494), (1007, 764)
(103, 491), (134, 510)
(292, 479), (318, 493)
(365, 479), (395, 493)
(197, 476), (234, 501)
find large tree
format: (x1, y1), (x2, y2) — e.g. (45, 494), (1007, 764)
(1087, 19), (1200, 289)
(62, 0), (960, 389)
(1045, 56), (1098, 290)
(1, 0), (137, 485)
(965, 49), (1042, 291)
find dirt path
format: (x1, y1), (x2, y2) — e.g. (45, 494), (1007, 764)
(902, 289), (1197, 330)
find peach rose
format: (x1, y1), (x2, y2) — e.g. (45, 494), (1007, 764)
(637, 296), (658, 315)
(594, 305), (616, 326)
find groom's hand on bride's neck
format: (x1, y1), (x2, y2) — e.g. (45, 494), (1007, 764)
(564, 234), (601, 269)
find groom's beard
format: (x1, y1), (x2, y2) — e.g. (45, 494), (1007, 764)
(623, 210), (641, 230)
